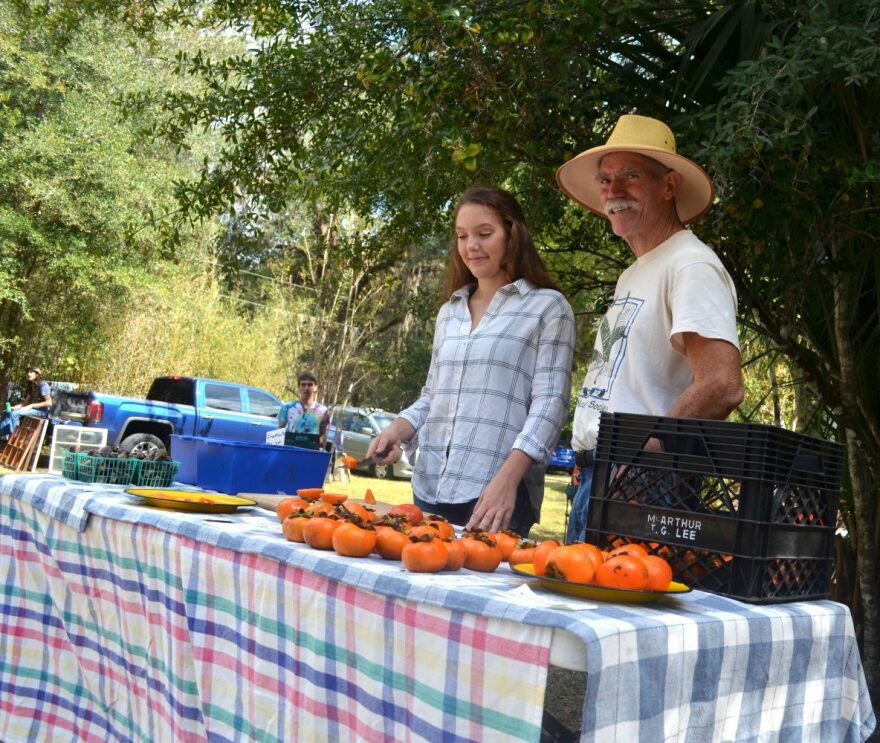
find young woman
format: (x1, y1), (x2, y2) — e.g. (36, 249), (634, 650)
(367, 186), (575, 535)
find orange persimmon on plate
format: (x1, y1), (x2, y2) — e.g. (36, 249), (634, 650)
(510, 563), (691, 604)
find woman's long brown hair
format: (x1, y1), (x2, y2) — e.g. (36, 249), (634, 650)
(443, 185), (561, 299)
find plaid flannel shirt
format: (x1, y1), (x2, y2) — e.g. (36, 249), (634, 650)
(400, 279), (575, 506)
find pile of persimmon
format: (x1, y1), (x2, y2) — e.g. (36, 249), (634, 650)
(518, 541), (674, 592)
(277, 495), (518, 575)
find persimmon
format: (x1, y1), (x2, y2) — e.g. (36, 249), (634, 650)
(364, 488), (376, 505)
(642, 555), (674, 591)
(571, 542), (604, 570)
(424, 515), (456, 540)
(375, 526), (411, 560)
(282, 512), (310, 542)
(401, 534), (448, 573)
(306, 501), (336, 517)
(493, 530), (520, 561)
(303, 516), (341, 550)
(532, 540), (561, 576)
(594, 554), (649, 590)
(339, 502), (373, 522)
(388, 503), (424, 525)
(461, 532), (502, 573)
(332, 522), (377, 557)
(608, 543), (649, 560)
(377, 513), (410, 531)
(464, 528), (496, 544)
(545, 545), (595, 585)
(320, 492), (349, 506)
(442, 538), (466, 571)
(276, 496), (310, 522)
(508, 539), (537, 567)
(297, 488), (324, 501)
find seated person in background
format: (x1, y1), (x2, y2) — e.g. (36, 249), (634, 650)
(277, 370), (330, 450)
(366, 185), (575, 536)
(1, 367), (53, 441)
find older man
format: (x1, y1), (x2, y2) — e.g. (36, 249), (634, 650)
(557, 114), (744, 542)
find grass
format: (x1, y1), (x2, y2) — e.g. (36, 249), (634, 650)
(325, 470), (572, 542)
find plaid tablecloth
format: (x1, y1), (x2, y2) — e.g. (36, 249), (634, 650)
(1, 474), (875, 742)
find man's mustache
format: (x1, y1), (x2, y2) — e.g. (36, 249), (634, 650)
(604, 198), (641, 216)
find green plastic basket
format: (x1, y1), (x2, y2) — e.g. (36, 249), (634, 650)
(133, 459), (180, 488)
(76, 454), (138, 485)
(61, 450), (81, 479)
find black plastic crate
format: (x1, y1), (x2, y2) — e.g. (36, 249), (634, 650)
(584, 412), (844, 603)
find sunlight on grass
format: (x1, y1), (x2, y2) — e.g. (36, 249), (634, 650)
(326, 471), (571, 542)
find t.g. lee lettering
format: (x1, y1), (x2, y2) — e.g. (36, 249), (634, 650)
(645, 513), (703, 542)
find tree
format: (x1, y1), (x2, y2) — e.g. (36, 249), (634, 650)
(677, 0), (879, 690)
(0, 2), (214, 392)
(214, 198), (447, 410)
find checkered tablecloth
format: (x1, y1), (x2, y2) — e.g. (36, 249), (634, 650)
(1, 474), (875, 742)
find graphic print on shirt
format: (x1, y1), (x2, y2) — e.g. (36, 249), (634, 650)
(582, 294), (644, 401)
(292, 409), (323, 434)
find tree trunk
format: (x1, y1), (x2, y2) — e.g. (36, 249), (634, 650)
(769, 363), (781, 427)
(832, 235), (878, 700)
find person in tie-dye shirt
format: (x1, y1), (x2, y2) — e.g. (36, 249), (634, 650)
(277, 370), (330, 449)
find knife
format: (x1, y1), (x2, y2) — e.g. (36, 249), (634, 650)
(356, 448), (392, 469)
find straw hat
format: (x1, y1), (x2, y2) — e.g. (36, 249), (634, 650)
(556, 114), (715, 225)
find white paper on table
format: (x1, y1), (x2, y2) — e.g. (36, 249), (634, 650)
(402, 573), (518, 588)
(491, 583), (597, 611)
(199, 515), (282, 533)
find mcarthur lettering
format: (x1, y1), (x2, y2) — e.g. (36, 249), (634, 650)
(646, 513), (703, 542)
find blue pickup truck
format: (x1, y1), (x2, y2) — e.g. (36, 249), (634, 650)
(56, 376), (284, 456)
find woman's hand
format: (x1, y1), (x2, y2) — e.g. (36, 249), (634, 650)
(466, 449), (534, 533)
(366, 418), (416, 464)
(466, 477), (518, 533)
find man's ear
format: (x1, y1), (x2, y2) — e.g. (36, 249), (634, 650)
(662, 170), (682, 201)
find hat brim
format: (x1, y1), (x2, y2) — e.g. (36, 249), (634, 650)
(556, 144), (715, 225)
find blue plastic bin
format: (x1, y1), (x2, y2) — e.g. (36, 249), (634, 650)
(170, 435), (330, 495)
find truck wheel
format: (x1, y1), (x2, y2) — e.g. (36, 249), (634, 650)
(120, 433), (166, 458)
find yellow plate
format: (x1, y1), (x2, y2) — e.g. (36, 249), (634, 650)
(511, 563), (691, 604)
(126, 488), (256, 514)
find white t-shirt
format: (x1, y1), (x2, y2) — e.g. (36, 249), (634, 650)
(572, 230), (739, 452)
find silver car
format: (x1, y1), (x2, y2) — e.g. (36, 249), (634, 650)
(331, 405), (416, 480)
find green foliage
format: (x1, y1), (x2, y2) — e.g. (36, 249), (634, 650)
(83, 262), (288, 396)
(0, 2), (214, 389)
(151, 0), (685, 250)
(690, 0), (880, 461)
